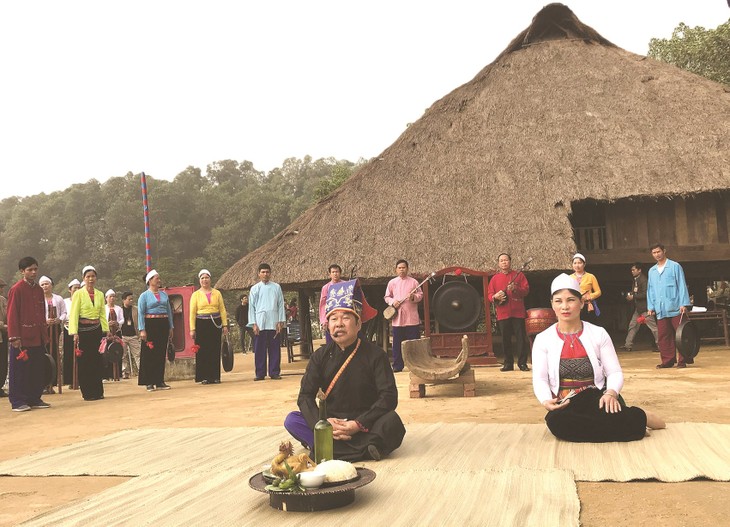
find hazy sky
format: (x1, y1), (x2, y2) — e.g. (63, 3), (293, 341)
(1, 1), (727, 200)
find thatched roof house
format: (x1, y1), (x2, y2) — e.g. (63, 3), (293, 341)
(218, 3), (730, 291)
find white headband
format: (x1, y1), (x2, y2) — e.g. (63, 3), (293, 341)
(145, 269), (159, 284)
(67, 278), (81, 288)
(572, 253), (586, 263)
(105, 289), (116, 298)
(39, 275), (52, 285)
(82, 265), (96, 276)
(198, 269), (211, 279)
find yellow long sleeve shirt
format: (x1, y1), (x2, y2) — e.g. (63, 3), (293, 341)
(571, 272), (601, 300)
(189, 288), (228, 331)
(68, 287), (110, 335)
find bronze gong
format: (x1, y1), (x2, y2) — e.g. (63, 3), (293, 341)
(43, 353), (57, 388)
(675, 319), (700, 360)
(432, 281), (481, 331)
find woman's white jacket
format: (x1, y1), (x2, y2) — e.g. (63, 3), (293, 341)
(532, 321), (623, 404)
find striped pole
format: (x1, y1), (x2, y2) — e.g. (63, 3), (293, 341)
(140, 172), (152, 273)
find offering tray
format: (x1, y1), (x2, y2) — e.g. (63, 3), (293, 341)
(249, 467), (375, 512)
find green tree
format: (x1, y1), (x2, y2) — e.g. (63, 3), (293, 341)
(648, 20), (730, 85)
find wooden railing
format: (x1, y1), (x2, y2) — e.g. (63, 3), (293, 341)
(573, 226), (607, 251)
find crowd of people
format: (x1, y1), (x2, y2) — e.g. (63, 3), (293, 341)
(1, 261), (230, 411)
(1, 242), (695, 457)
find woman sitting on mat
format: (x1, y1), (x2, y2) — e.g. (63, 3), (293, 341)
(532, 273), (665, 442)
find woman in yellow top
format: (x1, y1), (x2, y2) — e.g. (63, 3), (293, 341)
(68, 265), (111, 401)
(570, 253), (602, 325)
(190, 269), (228, 384)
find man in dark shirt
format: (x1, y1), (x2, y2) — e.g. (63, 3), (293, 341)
(620, 263), (659, 352)
(234, 294), (254, 353)
(120, 292), (140, 379)
(6, 256), (49, 412)
(284, 279), (406, 461)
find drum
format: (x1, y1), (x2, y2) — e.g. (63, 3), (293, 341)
(525, 308), (557, 336)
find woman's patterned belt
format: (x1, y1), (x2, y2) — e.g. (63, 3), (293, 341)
(145, 314), (168, 319)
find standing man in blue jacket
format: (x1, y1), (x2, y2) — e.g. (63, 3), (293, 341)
(647, 243), (691, 369)
(248, 263), (286, 381)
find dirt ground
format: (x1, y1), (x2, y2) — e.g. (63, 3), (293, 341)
(1, 343), (729, 527)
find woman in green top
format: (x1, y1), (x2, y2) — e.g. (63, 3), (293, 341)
(68, 265), (110, 401)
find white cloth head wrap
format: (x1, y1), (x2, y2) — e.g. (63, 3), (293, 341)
(145, 269), (159, 285)
(39, 275), (52, 285)
(82, 265), (96, 276)
(67, 278), (81, 288)
(198, 269), (211, 279)
(551, 273), (581, 295)
(572, 253), (586, 263)
(105, 289), (116, 298)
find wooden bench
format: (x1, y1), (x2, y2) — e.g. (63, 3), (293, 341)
(688, 310), (729, 347)
(409, 366), (476, 398)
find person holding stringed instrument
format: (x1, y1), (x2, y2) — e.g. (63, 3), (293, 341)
(487, 253), (530, 372)
(284, 278), (405, 461)
(384, 259), (424, 373)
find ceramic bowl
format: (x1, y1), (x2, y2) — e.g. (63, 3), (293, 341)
(298, 471), (326, 489)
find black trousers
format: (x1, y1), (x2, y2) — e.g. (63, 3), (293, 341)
(498, 317), (528, 367)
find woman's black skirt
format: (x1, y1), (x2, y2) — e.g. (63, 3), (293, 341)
(544, 388), (647, 443)
(77, 324), (104, 400)
(195, 316), (222, 382)
(62, 327), (75, 385)
(139, 317), (170, 386)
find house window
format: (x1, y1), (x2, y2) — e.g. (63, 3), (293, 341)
(571, 200), (607, 251)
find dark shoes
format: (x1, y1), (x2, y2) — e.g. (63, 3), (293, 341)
(157, 383), (171, 390)
(270, 375), (282, 380)
(31, 401), (51, 409)
(201, 380), (210, 385)
(500, 365), (514, 372)
(146, 385), (156, 391)
(676, 363), (687, 368)
(518, 364), (530, 372)
(254, 377), (265, 381)
(367, 444), (382, 461)
(656, 362), (675, 369)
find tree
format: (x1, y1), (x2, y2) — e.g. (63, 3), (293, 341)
(648, 20), (730, 85)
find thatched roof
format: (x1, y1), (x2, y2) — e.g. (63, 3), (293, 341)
(218, 3), (730, 290)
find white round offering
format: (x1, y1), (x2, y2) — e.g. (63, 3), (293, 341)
(298, 471), (326, 489)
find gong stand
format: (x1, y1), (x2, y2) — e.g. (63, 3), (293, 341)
(422, 266), (497, 366)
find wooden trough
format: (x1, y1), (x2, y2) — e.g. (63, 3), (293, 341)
(402, 335), (475, 398)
